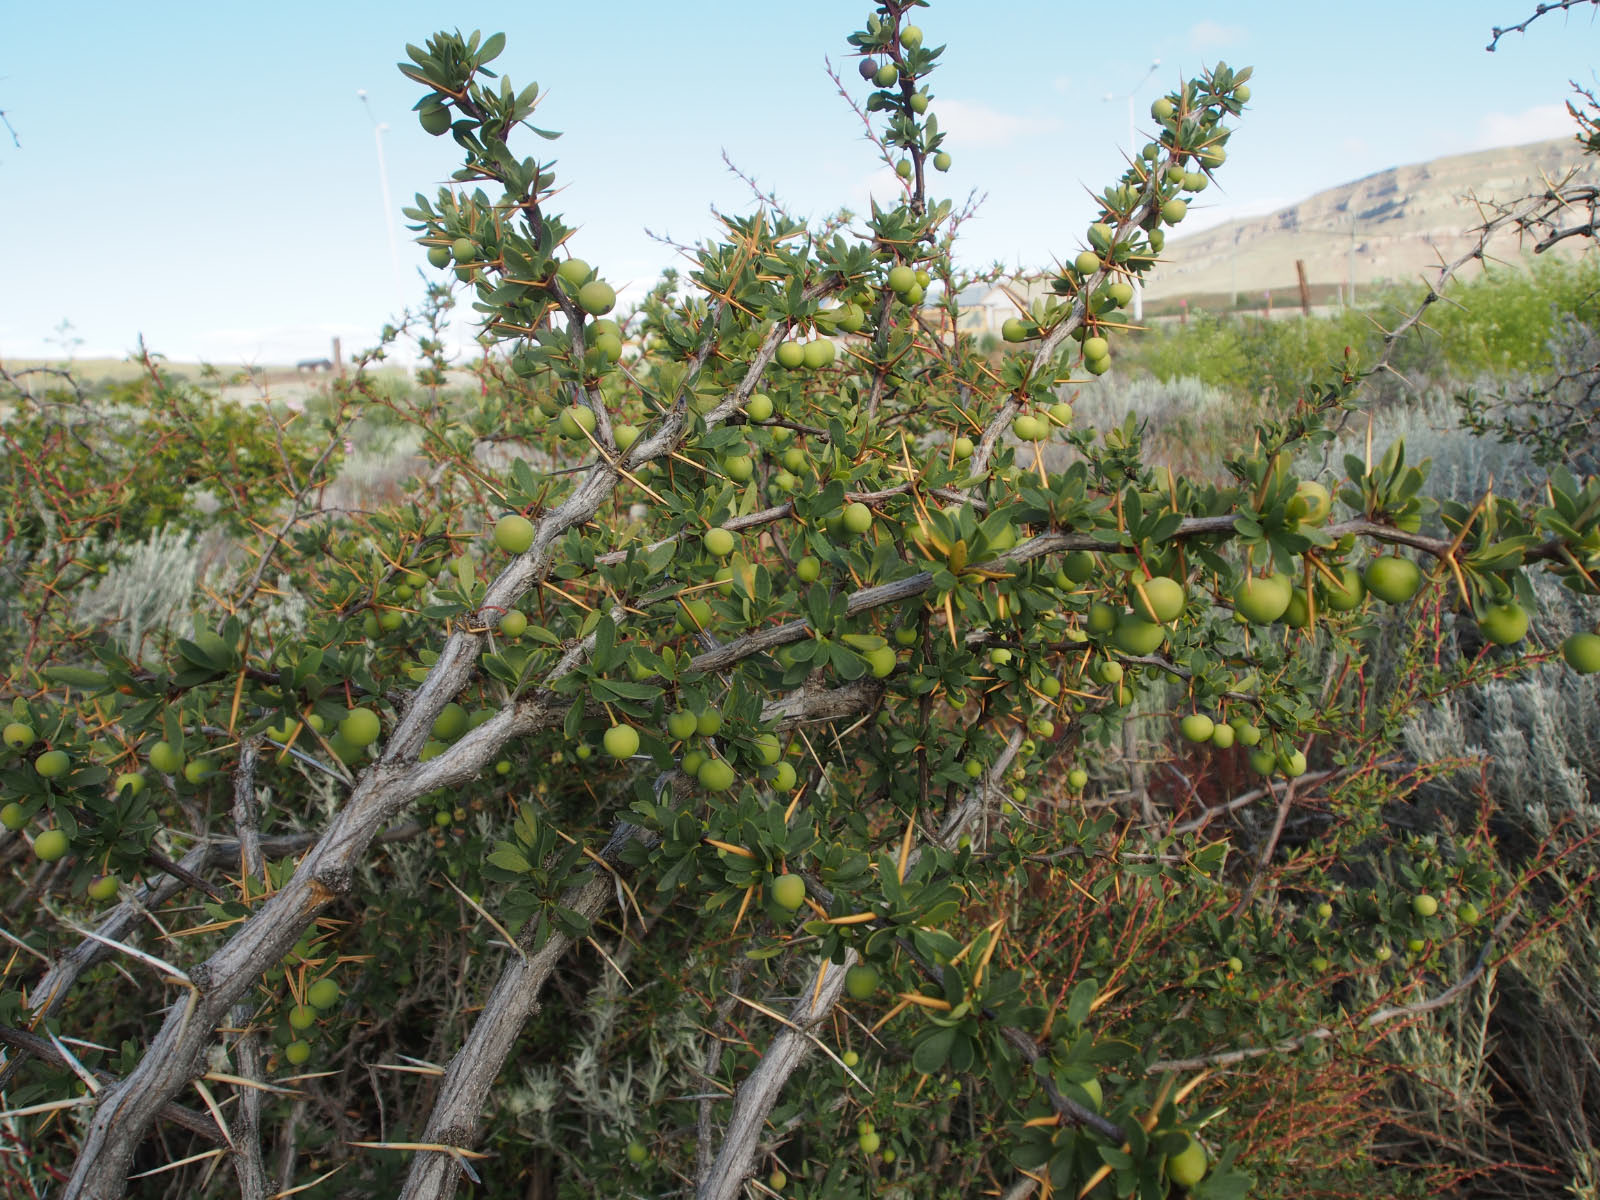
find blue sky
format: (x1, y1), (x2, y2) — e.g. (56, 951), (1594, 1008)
(2, 1), (1596, 363)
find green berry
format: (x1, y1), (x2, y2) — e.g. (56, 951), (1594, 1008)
(307, 978), (340, 1009)
(1563, 629), (1600, 672)
(494, 514), (536, 554)
(1166, 1134), (1208, 1188)
(339, 707), (381, 748)
(1477, 603), (1529, 646)
(148, 739), (183, 774)
(1364, 555), (1422, 605)
(771, 873), (806, 910)
(603, 724), (640, 760)
(1132, 575), (1185, 624)
(864, 646), (897, 678)
(845, 964), (879, 1000)
(697, 757), (735, 791)
(577, 280), (616, 316)
(558, 405), (598, 440)
(432, 703), (469, 742)
(34, 750), (70, 779)
(556, 257), (590, 286)
(2, 722), (36, 751)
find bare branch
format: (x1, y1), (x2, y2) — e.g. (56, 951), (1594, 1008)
(0, 1025), (225, 1144)
(398, 823), (650, 1200)
(1171, 769), (1340, 837)
(398, 680), (882, 1199)
(1486, 0), (1600, 49)
(60, 281), (793, 1195)
(14, 821), (422, 1039)
(696, 730), (1031, 1200)
(226, 739), (272, 1200)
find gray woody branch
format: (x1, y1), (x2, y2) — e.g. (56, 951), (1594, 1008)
(694, 729), (1026, 1200)
(398, 679), (881, 1200)
(59, 292), (762, 1197)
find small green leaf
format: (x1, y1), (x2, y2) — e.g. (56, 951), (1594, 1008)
(911, 1026), (956, 1075)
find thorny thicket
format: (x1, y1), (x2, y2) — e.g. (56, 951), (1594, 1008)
(3, 4), (1600, 1199)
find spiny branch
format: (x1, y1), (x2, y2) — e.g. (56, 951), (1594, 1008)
(397, 680), (882, 1200)
(1487, 0), (1600, 49)
(0, 1025), (225, 1144)
(694, 729), (1029, 1200)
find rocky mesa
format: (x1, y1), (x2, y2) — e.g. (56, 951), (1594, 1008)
(1145, 136), (1600, 304)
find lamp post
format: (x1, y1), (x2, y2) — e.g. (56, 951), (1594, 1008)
(358, 90), (405, 307)
(1105, 58), (1161, 321)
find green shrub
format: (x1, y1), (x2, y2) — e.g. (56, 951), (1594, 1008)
(1, 10), (1596, 1200)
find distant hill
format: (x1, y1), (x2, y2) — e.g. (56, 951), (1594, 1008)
(1145, 137), (1600, 305)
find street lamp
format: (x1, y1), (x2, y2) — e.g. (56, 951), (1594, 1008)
(1105, 58), (1161, 321)
(358, 90), (405, 307)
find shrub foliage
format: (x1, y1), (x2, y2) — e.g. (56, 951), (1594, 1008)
(3, 6), (1599, 1199)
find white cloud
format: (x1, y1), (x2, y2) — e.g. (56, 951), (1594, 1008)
(1187, 21), (1246, 48)
(1474, 103), (1574, 149)
(856, 165), (912, 213)
(934, 99), (1063, 148)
